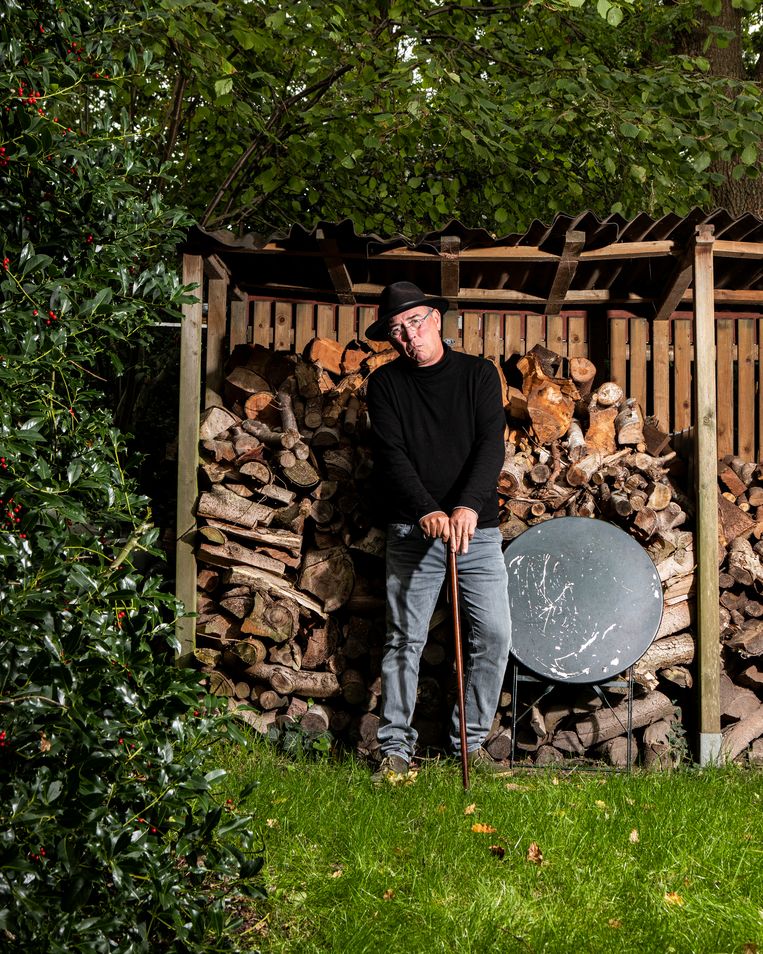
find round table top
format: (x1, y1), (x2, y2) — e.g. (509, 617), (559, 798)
(504, 516), (663, 684)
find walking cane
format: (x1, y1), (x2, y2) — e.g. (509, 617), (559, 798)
(449, 546), (470, 790)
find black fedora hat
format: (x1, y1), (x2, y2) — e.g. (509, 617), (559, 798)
(365, 281), (449, 341)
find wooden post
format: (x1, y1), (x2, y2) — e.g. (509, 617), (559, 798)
(175, 254), (204, 664)
(693, 225), (721, 764)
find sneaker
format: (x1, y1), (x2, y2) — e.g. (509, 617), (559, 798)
(467, 747), (513, 777)
(371, 754), (411, 784)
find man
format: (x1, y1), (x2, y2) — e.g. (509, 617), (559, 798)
(365, 280), (512, 781)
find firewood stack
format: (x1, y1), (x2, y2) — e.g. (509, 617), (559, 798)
(192, 338), (763, 768)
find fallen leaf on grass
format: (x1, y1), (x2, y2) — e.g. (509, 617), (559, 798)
(330, 867), (343, 878)
(743, 943), (758, 954)
(526, 842), (544, 865)
(266, 818), (279, 829)
(464, 803), (477, 815)
(437, 804), (447, 814)
(472, 822), (497, 834)
(664, 891), (684, 906)
(607, 919), (622, 929)
(595, 800), (608, 810)
(505, 783), (526, 791)
(383, 889), (395, 900)
(489, 844), (505, 859)
(629, 829), (640, 843)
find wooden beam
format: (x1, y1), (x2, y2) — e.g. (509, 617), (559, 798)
(578, 240), (675, 261)
(692, 224), (721, 765)
(316, 229), (355, 304)
(652, 246), (694, 321)
(229, 286), (249, 348)
(204, 253), (230, 281)
(714, 239), (763, 259)
(440, 235), (461, 344)
(175, 254), (204, 664)
(205, 275), (228, 407)
(545, 230), (585, 316)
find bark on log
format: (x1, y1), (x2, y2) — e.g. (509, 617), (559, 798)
(720, 704), (763, 761)
(244, 661), (342, 698)
(575, 691), (675, 747)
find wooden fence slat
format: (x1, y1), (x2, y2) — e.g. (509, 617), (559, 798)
(737, 318), (755, 459)
(629, 317), (648, 414)
(463, 311), (482, 355)
(483, 312), (503, 365)
(609, 318), (627, 391)
(673, 318), (693, 432)
(295, 302), (314, 354)
(274, 301), (293, 352)
(504, 312), (523, 359)
(759, 319), (763, 461)
(338, 304), (356, 346)
(229, 292), (249, 349)
(253, 300), (272, 347)
(546, 314), (564, 357)
(205, 277), (228, 407)
(442, 309), (460, 348)
(316, 304), (336, 339)
(716, 318), (735, 459)
(567, 314), (587, 358)
(525, 313), (545, 352)
(358, 306), (375, 341)
(651, 319), (670, 431)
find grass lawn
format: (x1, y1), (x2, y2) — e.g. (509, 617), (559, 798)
(219, 741), (763, 954)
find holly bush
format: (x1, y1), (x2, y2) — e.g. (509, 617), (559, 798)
(0, 3), (264, 950)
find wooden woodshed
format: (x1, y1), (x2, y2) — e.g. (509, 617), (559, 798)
(178, 210), (763, 764)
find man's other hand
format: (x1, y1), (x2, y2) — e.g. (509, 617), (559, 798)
(449, 507), (478, 555)
(419, 511), (450, 543)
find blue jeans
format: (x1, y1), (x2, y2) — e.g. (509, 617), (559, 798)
(378, 523), (512, 760)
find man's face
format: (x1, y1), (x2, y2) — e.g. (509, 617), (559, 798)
(387, 305), (444, 367)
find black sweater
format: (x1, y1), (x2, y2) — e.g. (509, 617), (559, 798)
(366, 347), (505, 528)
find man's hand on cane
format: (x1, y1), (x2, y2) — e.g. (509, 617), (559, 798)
(419, 507), (477, 555)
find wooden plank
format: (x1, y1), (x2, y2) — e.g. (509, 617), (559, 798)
(651, 319), (670, 431)
(504, 312), (523, 359)
(316, 303), (336, 340)
(337, 304), (356, 347)
(716, 318), (735, 459)
(673, 318), (693, 432)
(295, 302), (314, 354)
(442, 308), (460, 348)
(609, 318), (627, 392)
(463, 311), (481, 356)
(714, 239), (763, 259)
(205, 276), (227, 407)
(253, 300), (272, 347)
(525, 313), (545, 352)
(545, 230), (585, 316)
(567, 314), (587, 358)
(759, 319), (763, 462)
(483, 312), (503, 365)
(692, 224), (720, 763)
(629, 317), (648, 415)
(358, 305), (375, 341)
(653, 247), (693, 321)
(229, 290), (249, 349)
(273, 300), (293, 352)
(176, 254), (204, 662)
(546, 314), (564, 357)
(737, 318), (755, 459)
(317, 229), (355, 304)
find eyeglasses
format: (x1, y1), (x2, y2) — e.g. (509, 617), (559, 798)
(388, 308), (434, 340)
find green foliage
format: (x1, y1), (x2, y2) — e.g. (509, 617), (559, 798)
(96, 0), (763, 235)
(0, 3), (263, 950)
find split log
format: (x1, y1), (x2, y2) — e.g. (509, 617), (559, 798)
(575, 691), (675, 747)
(615, 398), (644, 447)
(642, 719), (673, 771)
(725, 618), (763, 658)
(197, 485), (275, 529)
(569, 356), (596, 398)
(298, 546), (355, 612)
(244, 661), (342, 698)
(720, 704), (763, 761)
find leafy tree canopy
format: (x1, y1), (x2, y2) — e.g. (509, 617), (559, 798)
(93, 0), (763, 235)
